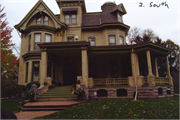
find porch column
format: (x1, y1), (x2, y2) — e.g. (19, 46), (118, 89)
(131, 50), (142, 86)
(131, 51), (140, 76)
(166, 55), (171, 77)
(40, 51), (47, 86)
(146, 50), (153, 75)
(81, 47), (89, 86)
(155, 57), (159, 77)
(166, 55), (173, 86)
(27, 61), (32, 83)
(146, 50), (155, 86)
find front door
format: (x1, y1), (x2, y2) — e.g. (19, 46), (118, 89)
(63, 64), (77, 85)
(110, 61), (118, 78)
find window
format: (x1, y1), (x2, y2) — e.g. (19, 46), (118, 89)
(25, 62), (29, 83)
(36, 16), (41, 24)
(45, 34), (51, 42)
(88, 37), (95, 46)
(71, 14), (76, 24)
(32, 61), (39, 82)
(44, 16), (49, 25)
(34, 33), (41, 50)
(109, 35), (115, 46)
(119, 36), (124, 45)
(65, 14), (76, 24)
(29, 35), (31, 51)
(67, 37), (74, 42)
(65, 15), (70, 24)
(118, 13), (122, 22)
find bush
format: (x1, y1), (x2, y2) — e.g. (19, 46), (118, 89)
(17, 85), (26, 97)
(26, 82), (40, 90)
(1, 79), (18, 98)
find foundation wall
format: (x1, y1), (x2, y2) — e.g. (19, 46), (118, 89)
(88, 86), (174, 99)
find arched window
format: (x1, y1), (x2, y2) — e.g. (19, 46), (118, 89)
(158, 88), (163, 96)
(36, 16), (41, 24)
(97, 89), (107, 97)
(119, 36), (124, 45)
(117, 89), (127, 97)
(109, 35), (115, 46)
(44, 16), (49, 25)
(67, 36), (74, 42)
(166, 88), (171, 95)
(88, 37), (95, 46)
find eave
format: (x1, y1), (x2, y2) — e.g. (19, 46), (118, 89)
(81, 23), (130, 35)
(22, 51), (41, 61)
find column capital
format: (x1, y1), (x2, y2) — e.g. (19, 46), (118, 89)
(81, 46), (88, 50)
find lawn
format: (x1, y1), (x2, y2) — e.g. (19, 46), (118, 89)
(35, 97), (179, 119)
(1, 99), (24, 113)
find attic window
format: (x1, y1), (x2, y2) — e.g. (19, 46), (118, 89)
(109, 35), (116, 46)
(44, 16), (49, 25)
(118, 13), (122, 22)
(36, 17), (41, 24)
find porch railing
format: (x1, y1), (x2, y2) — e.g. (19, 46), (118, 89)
(155, 77), (170, 85)
(142, 77), (148, 85)
(93, 78), (128, 86)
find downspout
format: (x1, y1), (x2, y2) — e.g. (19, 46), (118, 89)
(132, 48), (138, 101)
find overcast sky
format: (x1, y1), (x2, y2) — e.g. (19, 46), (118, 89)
(1, 0), (179, 57)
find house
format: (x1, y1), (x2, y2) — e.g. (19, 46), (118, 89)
(15, 0), (174, 99)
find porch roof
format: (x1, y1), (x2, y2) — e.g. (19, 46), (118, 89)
(37, 41), (170, 56)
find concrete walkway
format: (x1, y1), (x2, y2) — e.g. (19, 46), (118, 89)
(15, 111), (58, 120)
(15, 100), (85, 119)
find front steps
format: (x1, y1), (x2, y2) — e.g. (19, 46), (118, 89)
(37, 86), (77, 101)
(22, 86), (81, 111)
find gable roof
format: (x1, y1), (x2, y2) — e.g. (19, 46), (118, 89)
(110, 3), (127, 15)
(14, 0), (67, 32)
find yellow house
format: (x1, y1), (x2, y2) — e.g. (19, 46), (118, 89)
(15, 0), (174, 99)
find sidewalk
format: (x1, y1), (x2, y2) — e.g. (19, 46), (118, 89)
(15, 111), (58, 120)
(15, 100), (85, 119)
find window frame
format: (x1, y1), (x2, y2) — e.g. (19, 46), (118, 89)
(67, 36), (74, 42)
(44, 16), (49, 25)
(34, 33), (41, 51)
(88, 37), (96, 46)
(29, 35), (31, 51)
(109, 35), (116, 46)
(36, 16), (41, 24)
(25, 62), (29, 83)
(117, 13), (122, 22)
(119, 36), (124, 45)
(31, 61), (40, 82)
(65, 14), (77, 24)
(65, 15), (70, 24)
(45, 34), (52, 42)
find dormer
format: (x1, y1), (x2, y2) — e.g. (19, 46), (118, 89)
(56, 0), (86, 27)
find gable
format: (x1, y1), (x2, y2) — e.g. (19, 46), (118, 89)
(14, 0), (67, 32)
(110, 3), (127, 15)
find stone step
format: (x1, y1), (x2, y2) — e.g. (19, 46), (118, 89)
(22, 107), (68, 111)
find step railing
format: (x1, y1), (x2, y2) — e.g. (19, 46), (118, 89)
(93, 78), (128, 86)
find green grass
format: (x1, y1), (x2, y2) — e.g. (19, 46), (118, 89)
(1, 99), (24, 113)
(34, 97), (179, 119)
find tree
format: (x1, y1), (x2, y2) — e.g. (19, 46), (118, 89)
(1, 5), (19, 80)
